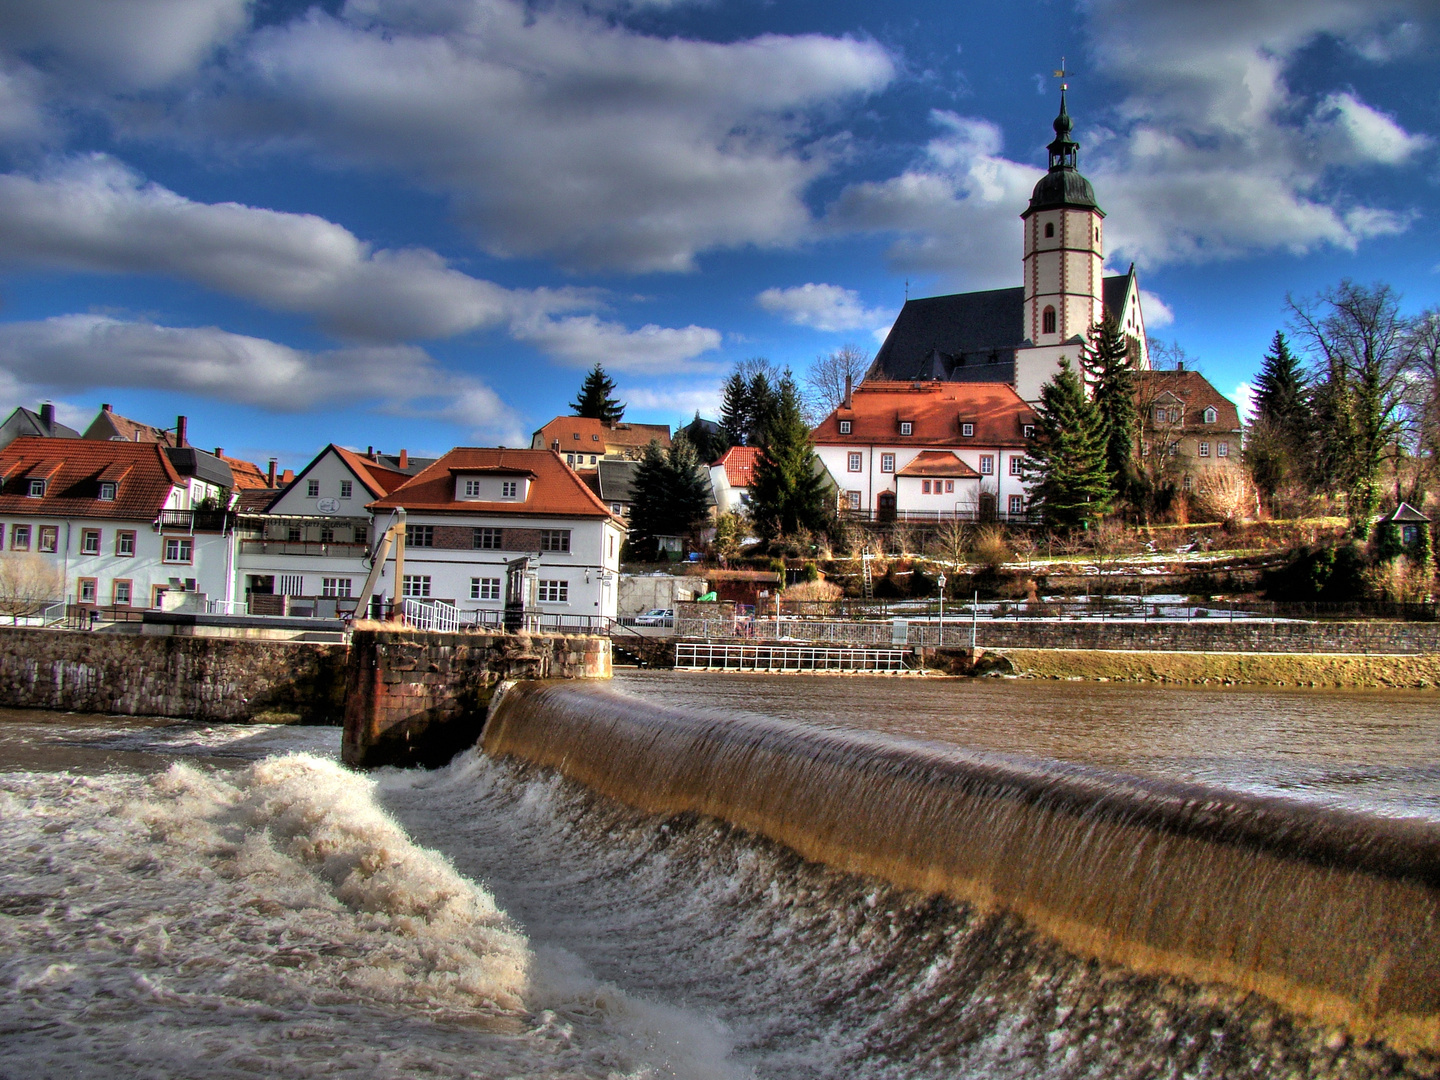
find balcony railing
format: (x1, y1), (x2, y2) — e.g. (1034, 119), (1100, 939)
(239, 540), (369, 558)
(839, 508), (1042, 524)
(156, 508), (231, 532)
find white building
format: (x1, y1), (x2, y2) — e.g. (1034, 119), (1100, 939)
(0, 437), (236, 612)
(709, 446), (758, 515)
(811, 381), (1038, 522)
(368, 447), (626, 624)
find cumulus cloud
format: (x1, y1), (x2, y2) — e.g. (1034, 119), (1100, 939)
(826, 112), (1041, 289)
(179, 0), (893, 272)
(0, 0), (250, 90)
(509, 314), (722, 373)
(1139, 289), (1174, 327)
(1232, 381), (1257, 425)
(0, 315), (524, 440)
(756, 282), (894, 334)
(619, 382), (725, 420)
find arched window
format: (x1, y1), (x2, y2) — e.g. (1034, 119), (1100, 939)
(1042, 306), (1056, 335)
(1044, 222), (1055, 238)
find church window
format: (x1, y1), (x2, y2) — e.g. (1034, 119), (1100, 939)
(1042, 306), (1056, 335)
(1044, 222), (1054, 238)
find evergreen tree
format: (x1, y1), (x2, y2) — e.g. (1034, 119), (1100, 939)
(1023, 359), (1114, 531)
(1080, 311), (1139, 505)
(626, 437), (711, 557)
(570, 363), (625, 423)
(679, 412), (727, 463)
(719, 372), (751, 447)
(1248, 331), (1313, 500)
(748, 374), (828, 539)
(748, 372), (779, 447)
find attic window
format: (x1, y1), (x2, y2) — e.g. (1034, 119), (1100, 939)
(98, 482), (116, 501)
(899, 421), (913, 436)
(839, 420), (852, 434)
(28, 479), (45, 498)
(1154, 406), (1166, 423)
(573, 432), (581, 440)
(1203, 406), (1217, 424)
(592, 434), (600, 441)
(1044, 222), (1055, 238)
(1023, 424), (1035, 439)
(961, 423), (974, 438)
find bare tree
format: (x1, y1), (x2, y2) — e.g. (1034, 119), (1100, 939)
(1403, 307), (1440, 506)
(805, 343), (871, 420)
(0, 553), (64, 623)
(1146, 337), (1194, 372)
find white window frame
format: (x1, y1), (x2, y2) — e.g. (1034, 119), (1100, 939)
(979, 455), (994, 475)
(471, 577), (501, 601)
(112, 580), (132, 606)
(1008, 494), (1025, 515)
(538, 579), (568, 603)
(1198, 442), (1210, 457)
(80, 529), (100, 555)
(321, 578), (352, 598)
(1009, 456), (1023, 476)
(847, 452), (862, 473)
(406, 524), (434, 548)
(474, 527), (502, 549)
(28, 479), (45, 498)
(163, 537), (193, 563)
(539, 529), (571, 553)
(307, 479), (320, 498)
(116, 530), (135, 556)
(401, 575), (432, 598)
(38, 526), (57, 553)
(501, 480), (518, 499)
(1217, 442), (1229, 458)
(839, 420), (852, 434)
(98, 482), (116, 501)
(961, 423), (974, 437)
(880, 453), (895, 473)
(340, 480), (353, 499)
(1203, 407), (1217, 424)
(846, 490), (861, 510)
(899, 421), (913, 436)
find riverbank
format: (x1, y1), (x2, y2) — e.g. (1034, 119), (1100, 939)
(996, 648), (1440, 689)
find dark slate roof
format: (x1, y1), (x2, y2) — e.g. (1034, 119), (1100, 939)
(869, 274), (1135, 383)
(166, 447), (235, 488)
(0, 406), (81, 445)
(1384, 502), (1430, 523)
(596, 458), (639, 504)
(1025, 168), (1100, 215)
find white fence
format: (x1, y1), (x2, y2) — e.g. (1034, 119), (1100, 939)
(402, 598), (459, 633)
(674, 641), (910, 673)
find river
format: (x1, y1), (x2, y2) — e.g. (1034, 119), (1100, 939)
(1, 674), (1437, 1078)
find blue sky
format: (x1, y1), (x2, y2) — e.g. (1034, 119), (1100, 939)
(0, 0), (1436, 471)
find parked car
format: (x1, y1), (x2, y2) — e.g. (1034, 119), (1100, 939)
(633, 608), (674, 626)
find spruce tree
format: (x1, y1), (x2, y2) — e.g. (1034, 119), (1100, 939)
(719, 372), (751, 447)
(570, 363), (625, 423)
(1023, 359), (1114, 531)
(1248, 331), (1313, 499)
(626, 436), (711, 557)
(748, 374), (828, 539)
(1081, 311), (1139, 505)
(747, 372), (778, 447)
(1254, 332), (1308, 431)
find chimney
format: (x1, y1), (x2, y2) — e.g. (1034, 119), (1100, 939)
(267, 458), (277, 487)
(101, 403), (111, 413)
(175, 415), (188, 448)
(214, 447), (223, 459)
(1177, 360), (1184, 371)
(552, 439), (561, 452)
(39, 402), (55, 429)
(843, 375), (853, 409)
(399, 449), (409, 470)
(367, 445), (374, 457)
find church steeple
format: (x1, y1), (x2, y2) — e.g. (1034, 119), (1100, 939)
(1047, 88), (1079, 171)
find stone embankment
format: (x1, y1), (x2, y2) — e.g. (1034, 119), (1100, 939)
(999, 648), (1440, 689)
(0, 625), (347, 722)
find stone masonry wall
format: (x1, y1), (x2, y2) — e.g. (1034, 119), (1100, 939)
(343, 628), (610, 769)
(0, 626), (348, 722)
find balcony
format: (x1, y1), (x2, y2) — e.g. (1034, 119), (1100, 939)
(156, 508), (231, 532)
(239, 539), (370, 558)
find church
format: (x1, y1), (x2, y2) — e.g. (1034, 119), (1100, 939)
(866, 88), (1150, 403)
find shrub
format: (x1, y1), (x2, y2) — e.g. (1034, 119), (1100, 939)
(969, 525), (1010, 570)
(780, 579), (843, 602)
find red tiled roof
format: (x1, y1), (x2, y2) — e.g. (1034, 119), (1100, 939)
(83, 408), (176, 446)
(532, 416), (671, 453)
(715, 446), (760, 487)
(896, 451), (982, 478)
(813, 381), (1036, 447)
(370, 447), (619, 519)
(0, 437), (181, 521)
(331, 445), (411, 497)
(218, 454), (269, 490)
(1135, 370), (1242, 431)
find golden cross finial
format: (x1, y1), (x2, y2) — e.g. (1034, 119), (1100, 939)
(1053, 56), (1069, 91)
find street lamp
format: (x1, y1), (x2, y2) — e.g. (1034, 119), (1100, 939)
(936, 572), (946, 645)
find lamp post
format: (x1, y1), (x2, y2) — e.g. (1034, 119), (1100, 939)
(936, 572), (946, 646)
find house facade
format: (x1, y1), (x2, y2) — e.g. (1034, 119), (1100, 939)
(369, 448), (626, 622)
(812, 381), (1038, 522)
(710, 446), (759, 515)
(1135, 368), (1245, 501)
(0, 437), (236, 613)
(531, 416), (671, 472)
(0, 403), (80, 450)
(235, 444), (410, 615)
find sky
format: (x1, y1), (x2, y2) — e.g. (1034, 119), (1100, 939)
(0, 0), (1437, 471)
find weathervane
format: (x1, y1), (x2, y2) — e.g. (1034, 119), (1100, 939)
(1053, 56), (1069, 91)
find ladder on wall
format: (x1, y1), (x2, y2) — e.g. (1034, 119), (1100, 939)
(861, 553), (874, 600)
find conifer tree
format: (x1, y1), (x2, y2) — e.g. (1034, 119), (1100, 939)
(1254, 332), (1308, 431)
(626, 437), (710, 557)
(1080, 311), (1139, 504)
(570, 363), (625, 423)
(719, 372), (751, 447)
(1247, 331), (1313, 500)
(1023, 359), (1114, 531)
(748, 373), (828, 539)
(747, 372), (778, 447)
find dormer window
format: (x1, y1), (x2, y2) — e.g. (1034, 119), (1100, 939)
(463, 479), (482, 498)
(502, 480), (518, 499)
(839, 420), (852, 434)
(592, 433), (600, 441)
(572, 432), (581, 440)
(98, 482), (116, 501)
(899, 421), (913, 436)
(1023, 424), (1035, 439)
(1203, 407), (1217, 424)
(961, 423), (974, 438)
(28, 479), (45, 498)
(1154, 406), (1166, 423)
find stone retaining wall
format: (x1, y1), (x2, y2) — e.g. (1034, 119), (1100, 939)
(0, 626), (347, 722)
(342, 628), (610, 769)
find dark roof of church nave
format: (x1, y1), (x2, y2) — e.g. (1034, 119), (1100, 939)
(868, 274), (1134, 384)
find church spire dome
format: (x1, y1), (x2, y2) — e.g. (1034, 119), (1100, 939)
(1023, 85), (1101, 216)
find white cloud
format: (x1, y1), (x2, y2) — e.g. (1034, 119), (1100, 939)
(173, 0), (893, 272)
(872, 323), (894, 346)
(1233, 381), (1257, 425)
(0, 315), (524, 441)
(756, 282), (894, 334)
(826, 112), (1041, 289)
(619, 383), (725, 420)
(1312, 91), (1430, 166)
(1139, 289), (1174, 327)
(509, 314), (722, 373)
(0, 0), (250, 90)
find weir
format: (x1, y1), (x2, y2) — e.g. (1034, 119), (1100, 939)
(483, 680), (1440, 1053)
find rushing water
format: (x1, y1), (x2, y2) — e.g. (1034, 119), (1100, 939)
(2, 676), (1440, 1078)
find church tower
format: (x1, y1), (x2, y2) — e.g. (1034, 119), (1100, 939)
(1020, 88), (1104, 353)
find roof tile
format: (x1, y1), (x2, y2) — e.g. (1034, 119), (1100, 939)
(0, 437), (180, 521)
(371, 447), (619, 519)
(815, 381), (1036, 447)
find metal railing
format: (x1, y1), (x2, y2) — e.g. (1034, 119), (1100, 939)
(840, 508), (1042, 524)
(461, 609), (614, 634)
(156, 508), (231, 532)
(206, 599), (249, 616)
(675, 641), (910, 672)
(402, 598), (459, 633)
(238, 540), (369, 557)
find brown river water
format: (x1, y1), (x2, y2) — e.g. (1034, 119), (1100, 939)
(2, 675), (1439, 1079)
